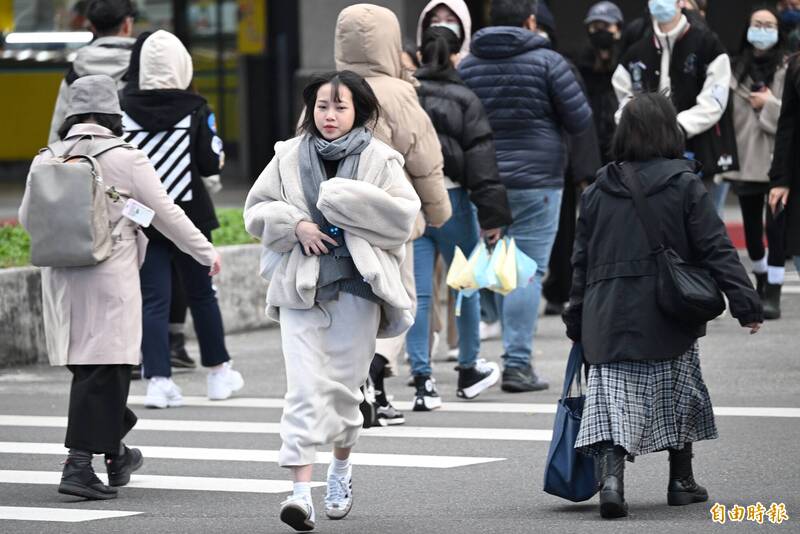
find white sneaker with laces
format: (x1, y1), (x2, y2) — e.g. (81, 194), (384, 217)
(207, 361), (244, 401)
(144, 377), (183, 409)
(279, 493), (316, 532)
(324, 465), (353, 520)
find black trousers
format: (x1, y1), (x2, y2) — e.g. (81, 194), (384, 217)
(738, 193), (786, 267)
(169, 261), (188, 324)
(65, 365), (138, 455)
(543, 180), (578, 305)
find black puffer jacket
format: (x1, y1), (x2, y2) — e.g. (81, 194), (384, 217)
(564, 159), (762, 365)
(415, 67), (512, 229)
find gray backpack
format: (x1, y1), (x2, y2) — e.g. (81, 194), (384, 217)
(26, 135), (131, 267)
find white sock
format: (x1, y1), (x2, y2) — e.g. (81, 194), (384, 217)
(292, 482), (311, 499)
(329, 457), (350, 477)
(768, 266), (785, 285)
(752, 256), (767, 274)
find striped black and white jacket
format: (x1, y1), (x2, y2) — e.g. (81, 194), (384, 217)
(121, 90), (222, 236)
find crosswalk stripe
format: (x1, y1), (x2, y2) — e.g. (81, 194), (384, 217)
(0, 506), (141, 523)
(0, 415), (551, 441)
(0, 470), (323, 494)
(0, 442), (504, 468)
(127, 396), (800, 418)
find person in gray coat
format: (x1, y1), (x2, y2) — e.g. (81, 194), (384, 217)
(48, 0), (137, 144)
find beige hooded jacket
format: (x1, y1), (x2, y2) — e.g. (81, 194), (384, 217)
(335, 4), (451, 234)
(416, 0), (472, 63)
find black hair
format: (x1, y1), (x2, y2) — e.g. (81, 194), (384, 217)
(87, 0), (136, 35)
(298, 71), (381, 138)
(420, 26), (460, 73)
(58, 113), (124, 140)
(402, 39), (421, 69)
(491, 0), (538, 27)
(734, 5), (786, 87)
(421, 4), (465, 49)
(611, 93), (685, 162)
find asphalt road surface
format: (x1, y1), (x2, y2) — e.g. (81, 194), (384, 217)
(1, 277), (798, 534)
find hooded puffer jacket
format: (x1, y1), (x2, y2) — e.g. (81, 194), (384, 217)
(48, 36), (136, 143)
(459, 27), (593, 190)
(564, 159), (762, 365)
(416, 0), (472, 62)
(120, 30), (223, 238)
(415, 66), (511, 229)
(335, 3), (451, 231)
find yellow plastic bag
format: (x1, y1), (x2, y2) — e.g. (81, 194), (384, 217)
(446, 246), (475, 291)
(494, 238), (518, 295)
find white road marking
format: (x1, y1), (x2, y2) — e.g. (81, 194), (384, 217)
(0, 442), (504, 468)
(0, 470), (323, 494)
(0, 506), (141, 523)
(0, 415), (550, 441)
(127, 396), (800, 418)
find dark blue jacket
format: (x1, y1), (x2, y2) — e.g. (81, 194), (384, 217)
(459, 27), (592, 190)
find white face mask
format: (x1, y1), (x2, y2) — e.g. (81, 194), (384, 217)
(430, 21), (462, 39)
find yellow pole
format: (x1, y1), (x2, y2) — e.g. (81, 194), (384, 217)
(0, 0), (13, 34)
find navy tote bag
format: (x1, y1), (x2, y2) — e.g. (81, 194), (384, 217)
(543, 342), (598, 502)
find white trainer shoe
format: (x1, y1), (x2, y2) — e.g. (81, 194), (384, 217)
(324, 465), (353, 520)
(144, 377), (183, 409)
(479, 321), (502, 341)
(280, 493), (316, 532)
(207, 361), (244, 401)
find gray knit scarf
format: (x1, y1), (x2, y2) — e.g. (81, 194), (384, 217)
(298, 127), (372, 229)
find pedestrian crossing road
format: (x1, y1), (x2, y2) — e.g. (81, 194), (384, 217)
(0, 303), (798, 534)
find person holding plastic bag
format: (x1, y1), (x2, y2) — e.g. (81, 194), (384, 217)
(406, 26), (512, 410)
(563, 93), (762, 519)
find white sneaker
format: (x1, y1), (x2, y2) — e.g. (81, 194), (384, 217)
(207, 361), (244, 401)
(280, 493), (316, 532)
(144, 377), (183, 409)
(446, 347), (459, 362)
(324, 465), (353, 520)
(479, 321), (502, 341)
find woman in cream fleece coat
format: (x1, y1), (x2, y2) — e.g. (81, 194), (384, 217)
(244, 70), (420, 531)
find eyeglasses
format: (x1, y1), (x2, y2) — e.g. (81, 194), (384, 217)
(751, 21), (779, 30)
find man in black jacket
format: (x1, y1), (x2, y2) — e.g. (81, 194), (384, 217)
(613, 0), (732, 178)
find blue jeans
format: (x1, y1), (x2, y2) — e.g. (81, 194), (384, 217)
(140, 233), (230, 378)
(406, 188), (481, 377)
(497, 188), (562, 370)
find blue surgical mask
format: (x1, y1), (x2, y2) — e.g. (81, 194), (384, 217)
(747, 27), (779, 51)
(649, 0), (678, 24)
(430, 21), (462, 39)
(780, 8), (800, 27)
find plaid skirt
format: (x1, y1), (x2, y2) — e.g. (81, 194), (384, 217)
(575, 343), (718, 457)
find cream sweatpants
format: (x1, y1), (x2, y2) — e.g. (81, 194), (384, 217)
(278, 293), (381, 467)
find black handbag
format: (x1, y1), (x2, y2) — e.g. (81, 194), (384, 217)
(620, 164), (726, 327)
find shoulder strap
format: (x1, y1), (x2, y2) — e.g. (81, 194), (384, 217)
(90, 138), (131, 158)
(561, 343), (585, 400)
(619, 163), (665, 253)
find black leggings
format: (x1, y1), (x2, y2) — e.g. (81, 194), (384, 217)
(738, 193), (786, 267)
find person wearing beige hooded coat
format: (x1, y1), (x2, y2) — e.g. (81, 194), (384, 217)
(19, 74), (218, 499)
(334, 4), (451, 408)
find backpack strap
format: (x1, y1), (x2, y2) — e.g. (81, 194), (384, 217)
(89, 138), (132, 158)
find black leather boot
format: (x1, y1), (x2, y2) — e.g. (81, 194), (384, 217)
(762, 283), (782, 320)
(169, 332), (196, 368)
(105, 445), (144, 487)
(58, 456), (118, 500)
(754, 272), (767, 299)
(667, 443), (708, 506)
(598, 443), (628, 518)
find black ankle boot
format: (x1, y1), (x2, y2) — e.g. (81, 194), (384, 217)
(169, 332), (196, 368)
(754, 272), (767, 299)
(105, 445), (144, 487)
(59, 457), (118, 500)
(762, 283), (782, 320)
(598, 443), (628, 518)
(667, 443), (708, 506)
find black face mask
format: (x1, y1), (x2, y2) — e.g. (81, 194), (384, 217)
(589, 29), (616, 50)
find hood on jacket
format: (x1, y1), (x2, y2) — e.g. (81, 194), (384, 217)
(416, 0), (472, 59)
(469, 26), (550, 59)
(335, 4), (402, 79)
(596, 159), (701, 198)
(72, 36), (135, 80)
(139, 30), (193, 90)
(122, 90), (206, 132)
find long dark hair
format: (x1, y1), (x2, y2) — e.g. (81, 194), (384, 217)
(57, 112), (124, 140)
(734, 5), (786, 86)
(419, 26), (460, 73)
(298, 71), (381, 138)
(611, 93), (685, 162)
